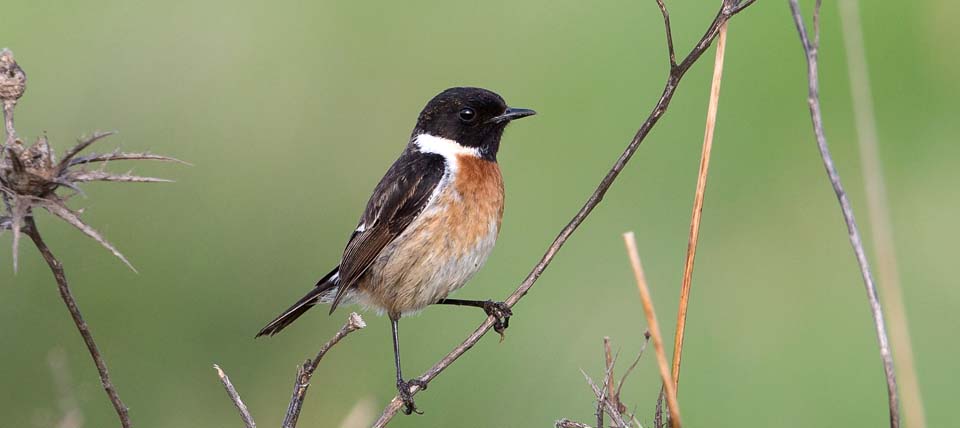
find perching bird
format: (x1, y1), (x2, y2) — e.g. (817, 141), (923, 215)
(256, 87), (535, 414)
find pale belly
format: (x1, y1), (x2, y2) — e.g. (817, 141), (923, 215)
(355, 203), (500, 317)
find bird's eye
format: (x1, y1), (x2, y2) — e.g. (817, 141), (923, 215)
(458, 108), (477, 123)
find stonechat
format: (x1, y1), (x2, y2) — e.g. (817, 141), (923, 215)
(256, 87), (535, 414)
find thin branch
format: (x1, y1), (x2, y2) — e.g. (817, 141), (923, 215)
(581, 369), (630, 428)
(23, 216), (131, 428)
(282, 312), (366, 428)
(789, 1), (900, 427)
(623, 232), (680, 428)
(837, 1), (925, 426)
(655, 0), (677, 70)
(670, 19), (729, 389)
(369, 1), (756, 425)
(214, 365), (257, 428)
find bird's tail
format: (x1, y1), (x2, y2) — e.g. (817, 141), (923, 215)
(255, 268), (339, 338)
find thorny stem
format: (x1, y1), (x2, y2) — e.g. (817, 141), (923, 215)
(23, 216), (132, 428)
(370, 1), (756, 425)
(789, 1), (900, 427)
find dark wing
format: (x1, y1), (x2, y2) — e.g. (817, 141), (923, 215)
(329, 150), (446, 312)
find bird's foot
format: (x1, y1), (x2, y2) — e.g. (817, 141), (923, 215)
(397, 378), (428, 415)
(481, 300), (513, 340)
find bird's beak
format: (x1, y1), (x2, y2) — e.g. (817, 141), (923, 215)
(488, 107), (537, 124)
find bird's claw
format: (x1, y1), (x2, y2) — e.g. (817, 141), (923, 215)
(481, 300), (512, 340)
(397, 378), (428, 415)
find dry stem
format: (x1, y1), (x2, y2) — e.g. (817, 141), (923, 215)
(789, 1), (900, 426)
(23, 216), (131, 428)
(837, 1), (924, 426)
(670, 18), (729, 390)
(369, 1), (756, 425)
(623, 232), (680, 428)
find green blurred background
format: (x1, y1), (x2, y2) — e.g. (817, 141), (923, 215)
(1, 1), (957, 427)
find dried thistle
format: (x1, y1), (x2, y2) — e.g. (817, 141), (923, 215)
(0, 48), (185, 272)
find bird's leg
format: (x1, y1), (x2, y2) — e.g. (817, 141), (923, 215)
(435, 298), (512, 338)
(391, 317), (426, 415)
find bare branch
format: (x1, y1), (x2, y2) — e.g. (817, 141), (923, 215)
(655, 0), (678, 70)
(22, 216), (131, 428)
(671, 19), (729, 390)
(39, 199), (138, 272)
(214, 364), (257, 428)
(581, 369), (629, 428)
(789, 1), (900, 427)
(369, 1), (756, 425)
(283, 312), (366, 428)
(624, 232), (680, 428)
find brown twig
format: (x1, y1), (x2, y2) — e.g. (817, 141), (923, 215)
(837, 1), (925, 426)
(623, 232), (680, 428)
(369, 1), (756, 425)
(23, 216), (131, 428)
(788, 1), (900, 427)
(670, 18), (729, 391)
(214, 365), (257, 428)
(282, 312), (366, 428)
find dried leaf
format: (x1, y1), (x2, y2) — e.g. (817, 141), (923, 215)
(39, 199), (137, 273)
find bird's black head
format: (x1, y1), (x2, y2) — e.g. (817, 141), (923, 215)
(412, 87), (535, 160)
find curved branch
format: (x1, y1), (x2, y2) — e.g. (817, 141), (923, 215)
(788, 1), (900, 427)
(371, 1), (758, 425)
(23, 216), (131, 428)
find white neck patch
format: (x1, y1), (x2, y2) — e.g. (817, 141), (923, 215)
(414, 134), (480, 171)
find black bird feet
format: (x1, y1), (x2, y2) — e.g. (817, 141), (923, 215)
(397, 378), (428, 415)
(481, 300), (512, 339)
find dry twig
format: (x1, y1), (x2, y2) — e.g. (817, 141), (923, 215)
(788, 1), (900, 427)
(837, 1), (924, 426)
(369, 1), (756, 424)
(624, 232), (680, 428)
(283, 312), (366, 428)
(215, 365), (257, 428)
(23, 216), (131, 428)
(214, 313), (366, 428)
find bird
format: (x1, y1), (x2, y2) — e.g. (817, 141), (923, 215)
(256, 87), (535, 414)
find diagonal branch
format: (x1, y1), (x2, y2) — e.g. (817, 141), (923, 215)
(370, 1), (757, 425)
(22, 216), (131, 428)
(215, 365), (257, 428)
(283, 312), (366, 428)
(788, 1), (900, 427)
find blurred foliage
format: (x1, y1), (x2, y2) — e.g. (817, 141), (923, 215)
(1, 1), (957, 427)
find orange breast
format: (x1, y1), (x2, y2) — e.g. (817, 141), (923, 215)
(452, 154), (504, 240)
